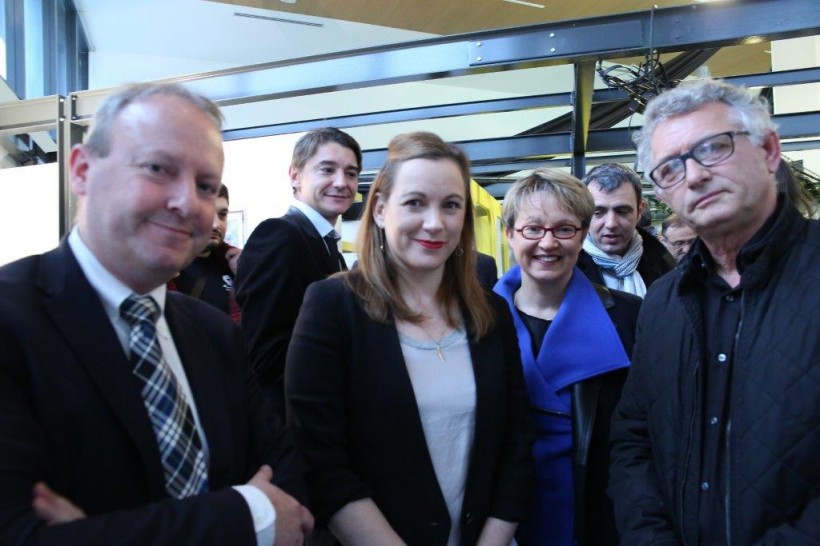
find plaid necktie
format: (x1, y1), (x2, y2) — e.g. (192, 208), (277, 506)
(120, 294), (209, 499)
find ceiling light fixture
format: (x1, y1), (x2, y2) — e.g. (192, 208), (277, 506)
(234, 12), (323, 28)
(502, 0), (546, 8)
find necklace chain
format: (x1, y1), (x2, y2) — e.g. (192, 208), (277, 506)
(418, 319), (449, 363)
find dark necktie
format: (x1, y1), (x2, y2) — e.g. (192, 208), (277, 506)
(324, 231), (347, 271)
(120, 294), (209, 498)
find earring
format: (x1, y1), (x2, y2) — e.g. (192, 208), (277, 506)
(379, 228), (385, 252)
(455, 244), (464, 257)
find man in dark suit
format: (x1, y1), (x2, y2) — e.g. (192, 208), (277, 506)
(0, 82), (312, 544)
(236, 128), (362, 418)
(577, 163), (674, 297)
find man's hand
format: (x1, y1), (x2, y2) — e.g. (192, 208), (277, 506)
(32, 482), (86, 525)
(248, 465), (314, 546)
(226, 246), (242, 276)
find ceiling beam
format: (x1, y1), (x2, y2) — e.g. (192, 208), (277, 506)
(223, 92), (576, 140)
(64, 0), (820, 118)
(360, 111), (820, 172)
(570, 62), (595, 176)
(220, 66), (820, 142)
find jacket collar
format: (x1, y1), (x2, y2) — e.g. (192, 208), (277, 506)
(679, 196), (805, 293)
(494, 265), (629, 413)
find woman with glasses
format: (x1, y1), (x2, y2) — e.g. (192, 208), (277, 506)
(286, 132), (534, 545)
(494, 169), (642, 546)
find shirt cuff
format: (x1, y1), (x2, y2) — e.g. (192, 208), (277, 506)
(233, 484), (276, 546)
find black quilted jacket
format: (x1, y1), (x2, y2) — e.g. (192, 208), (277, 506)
(608, 201), (820, 546)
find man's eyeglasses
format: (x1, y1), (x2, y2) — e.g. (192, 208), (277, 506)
(649, 131), (750, 189)
(516, 225), (582, 240)
(665, 237), (696, 249)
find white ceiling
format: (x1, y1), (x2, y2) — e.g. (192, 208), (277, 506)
(73, 0), (584, 151)
(75, 0), (433, 82)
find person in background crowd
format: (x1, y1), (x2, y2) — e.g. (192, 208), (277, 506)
(577, 163), (675, 297)
(776, 158), (819, 218)
(609, 78), (820, 545)
(660, 213), (697, 262)
(637, 203), (657, 237)
(475, 250), (499, 290)
(236, 127), (361, 419)
(170, 183), (242, 322)
(494, 169), (641, 546)
(286, 132), (534, 546)
(0, 82), (311, 545)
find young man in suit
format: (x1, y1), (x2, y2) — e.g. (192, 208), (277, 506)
(0, 82), (312, 545)
(236, 128), (362, 419)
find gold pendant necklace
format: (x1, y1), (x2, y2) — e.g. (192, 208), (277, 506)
(419, 319), (448, 363)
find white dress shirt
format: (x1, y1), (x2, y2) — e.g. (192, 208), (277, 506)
(291, 200), (340, 250)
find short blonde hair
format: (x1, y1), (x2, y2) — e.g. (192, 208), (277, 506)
(502, 168), (594, 229)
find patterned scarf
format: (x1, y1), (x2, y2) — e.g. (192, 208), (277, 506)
(583, 231), (647, 297)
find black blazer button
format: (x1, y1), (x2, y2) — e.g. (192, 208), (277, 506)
(464, 512), (474, 524)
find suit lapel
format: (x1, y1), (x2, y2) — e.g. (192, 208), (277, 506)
(463, 313), (501, 503)
(371, 321), (423, 426)
(366, 319), (450, 509)
(165, 296), (232, 485)
(285, 207), (340, 274)
(37, 242), (167, 496)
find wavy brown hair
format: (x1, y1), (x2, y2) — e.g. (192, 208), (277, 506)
(345, 132), (494, 339)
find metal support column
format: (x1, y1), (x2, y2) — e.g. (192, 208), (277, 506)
(570, 62), (595, 177)
(58, 94), (86, 238)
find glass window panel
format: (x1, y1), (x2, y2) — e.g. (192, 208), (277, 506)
(24, 0), (44, 97)
(1, 0), (7, 80)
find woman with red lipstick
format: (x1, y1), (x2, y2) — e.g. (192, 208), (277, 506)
(286, 132), (534, 546)
(493, 170), (641, 546)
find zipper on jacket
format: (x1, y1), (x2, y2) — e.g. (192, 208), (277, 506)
(724, 419), (732, 546)
(679, 354), (699, 546)
(724, 294), (745, 546)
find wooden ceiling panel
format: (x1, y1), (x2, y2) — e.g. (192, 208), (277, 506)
(217, 0), (688, 35)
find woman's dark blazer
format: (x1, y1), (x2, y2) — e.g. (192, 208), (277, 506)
(285, 276), (535, 546)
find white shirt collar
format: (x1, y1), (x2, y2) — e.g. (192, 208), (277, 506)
(67, 228), (167, 324)
(291, 200), (337, 238)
